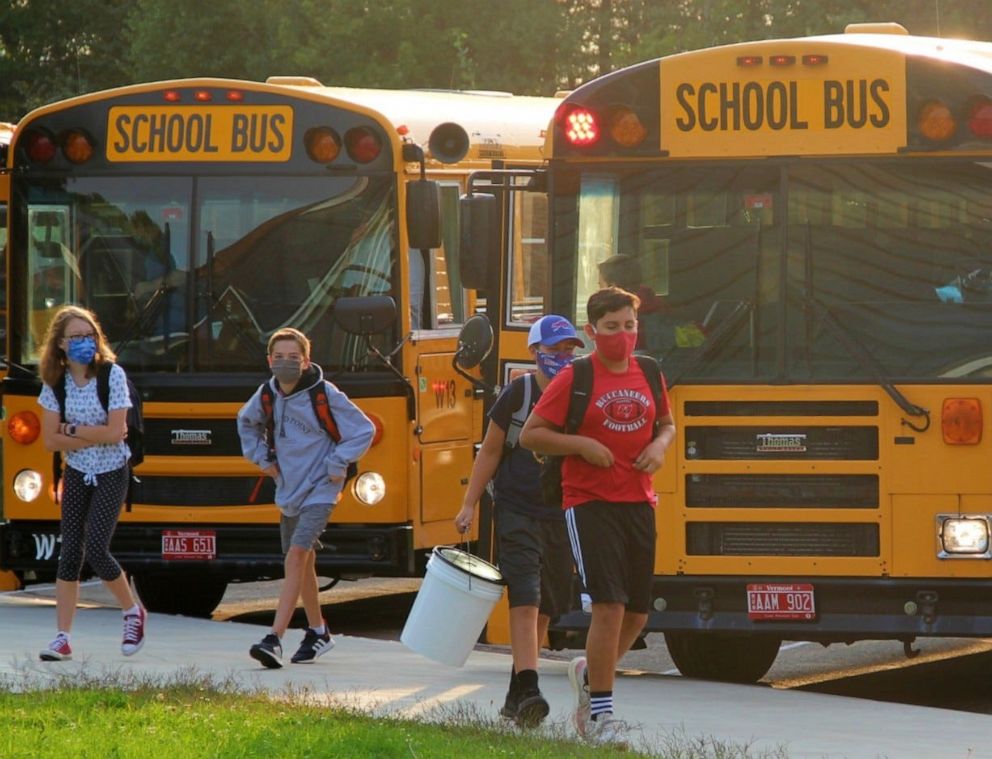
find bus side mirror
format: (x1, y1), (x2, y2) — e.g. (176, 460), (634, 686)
(454, 313), (493, 369)
(458, 192), (498, 290)
(334, 295), (397, 336)
(406, 180), (441, 250)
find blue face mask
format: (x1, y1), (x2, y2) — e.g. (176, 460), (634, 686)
(535, 350), (574, 379)
(66, 336), (97, 365)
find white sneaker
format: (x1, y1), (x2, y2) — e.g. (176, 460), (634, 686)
(568, 656), (591, 735)
(586, 716), (631, 748)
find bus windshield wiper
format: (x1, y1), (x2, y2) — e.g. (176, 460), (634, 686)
(114, 224), (175, 356)
(802, 223), (930, 432)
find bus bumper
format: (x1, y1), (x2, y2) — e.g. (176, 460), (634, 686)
(0, 520), (416, 582)
(553, 576), (992, 640)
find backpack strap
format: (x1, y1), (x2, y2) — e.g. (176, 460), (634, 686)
(634, 354), (664, 437)
(96, 362), (112, 413)
(259, 383), (277, 462)
(310, 383), (342, 442)
(564, 355), (594, 435)
(503, 373), (533, 452)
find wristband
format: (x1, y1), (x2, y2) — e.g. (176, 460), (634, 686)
(68, 424), (77, 437)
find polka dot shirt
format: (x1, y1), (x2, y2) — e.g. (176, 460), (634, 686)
(38, 363), (132, 475)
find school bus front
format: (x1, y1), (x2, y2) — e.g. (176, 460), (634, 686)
(541, 26), (992, 681)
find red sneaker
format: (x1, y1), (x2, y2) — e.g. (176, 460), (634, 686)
(40, 634), (72, 661)
(122, 607), (146, 656)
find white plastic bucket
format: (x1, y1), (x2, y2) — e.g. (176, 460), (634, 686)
(401, 546), (505, 667)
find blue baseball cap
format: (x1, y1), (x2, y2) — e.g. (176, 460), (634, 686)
(527, 315), (583, 349)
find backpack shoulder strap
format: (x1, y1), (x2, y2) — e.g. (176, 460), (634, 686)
(53, 373), (68, 423)
(310, 383), (342, 442)
(503, 373), (533, 451)
(564, 356), (594, 435)
(259, 383), (277, 461)
(96, 362), (113, 412)
(634, 354), (664, 436)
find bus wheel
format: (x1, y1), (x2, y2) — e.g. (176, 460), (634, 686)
(664, 632), (780, 683)
(133, 573), (228, 618)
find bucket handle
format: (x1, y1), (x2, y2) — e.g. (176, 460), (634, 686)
(436, 539), (479, 592)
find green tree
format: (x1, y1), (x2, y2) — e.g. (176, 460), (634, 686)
(0, 0), (130, 118)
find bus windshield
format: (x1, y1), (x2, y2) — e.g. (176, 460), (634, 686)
(22, 174), (395, 372)
(557, 160), (992, 382)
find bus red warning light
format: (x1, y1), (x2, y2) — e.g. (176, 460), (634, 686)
(563, 107), (600, 147)
(25, 130), (56, 164)
(344, 126), (382, 163)
(967, 97), (992, 139)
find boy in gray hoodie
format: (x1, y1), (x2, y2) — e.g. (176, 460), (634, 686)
(238, 327), (374, 667)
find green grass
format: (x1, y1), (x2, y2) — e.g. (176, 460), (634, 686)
(0, 670), (785, 758)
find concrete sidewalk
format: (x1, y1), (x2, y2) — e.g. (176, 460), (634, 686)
(0, 592), (988, 759)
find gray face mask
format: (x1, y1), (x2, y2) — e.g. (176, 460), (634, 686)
(271, 359), (303, 385)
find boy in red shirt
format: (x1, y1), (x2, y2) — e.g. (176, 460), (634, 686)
(520, 287), (676, 747)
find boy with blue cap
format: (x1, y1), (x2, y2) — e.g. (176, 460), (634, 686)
(454, 314), (583, 728)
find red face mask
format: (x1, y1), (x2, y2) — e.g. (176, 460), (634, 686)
(593, 329), (637, 362)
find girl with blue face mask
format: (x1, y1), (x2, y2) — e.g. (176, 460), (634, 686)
(36, 306), (146, 662)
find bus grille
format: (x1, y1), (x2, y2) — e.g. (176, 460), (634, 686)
(133, 476), (274, 507)
(686, 522), (879, 556)
(685, 426), (878, 460)
(685, 474), (878, 508)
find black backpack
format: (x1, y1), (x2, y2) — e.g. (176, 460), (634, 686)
(258, 381), (359, 487)
(538, 354), (665, 507)
(52, 362), (144, 507)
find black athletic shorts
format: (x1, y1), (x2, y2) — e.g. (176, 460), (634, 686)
(495, 507), (574, 617)
(565, 500), (656, 614)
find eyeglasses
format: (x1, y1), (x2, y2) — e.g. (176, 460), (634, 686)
(64, 333), (96, 344)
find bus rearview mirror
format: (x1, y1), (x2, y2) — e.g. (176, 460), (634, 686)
(406, 180), (441, 250)
(458, 192), (498, 290)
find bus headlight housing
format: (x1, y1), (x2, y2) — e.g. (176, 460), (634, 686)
(13, 470), (44, 502)
(352, 472), (385, 506)
(937, 514), (992, 558)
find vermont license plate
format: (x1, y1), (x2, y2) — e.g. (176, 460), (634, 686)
(746, 583), (815, 621)
(161, 530), (216, 560)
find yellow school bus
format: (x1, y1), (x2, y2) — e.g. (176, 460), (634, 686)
(469, 23), (992, 680)
(0, 80), (558, 614)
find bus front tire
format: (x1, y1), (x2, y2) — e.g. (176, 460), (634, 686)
(664, 632), (780, 683)
(133, 573), (228, 618)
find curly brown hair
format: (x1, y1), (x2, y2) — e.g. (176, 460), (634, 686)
(39, 306), (116, 387)
(586, 286), (641, 325)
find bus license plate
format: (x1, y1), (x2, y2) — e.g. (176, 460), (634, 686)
(162, 530), (216, 560)
(746, 583), (815, 621)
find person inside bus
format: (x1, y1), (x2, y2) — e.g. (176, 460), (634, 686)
(453, 314), (583, 729)
(597, 254), (706, 352)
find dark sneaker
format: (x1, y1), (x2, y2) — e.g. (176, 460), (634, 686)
(121, 607), (147, 656)
(40, 634), (72, 661)
(499, 688), (520, 720)
(514, 687), (550, 728)
(290, 624), (335, 663)
(250, 633), (283, 669)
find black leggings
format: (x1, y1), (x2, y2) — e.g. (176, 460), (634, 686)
(57, 465), (128, 582)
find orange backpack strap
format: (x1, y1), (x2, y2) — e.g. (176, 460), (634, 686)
(309, 383), (342, 442)
(259, 383), (277, 462)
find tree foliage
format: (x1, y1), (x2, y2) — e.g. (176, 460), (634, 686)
(2, 0), (992, 119)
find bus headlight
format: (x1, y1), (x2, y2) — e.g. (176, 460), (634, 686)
(352, 472), (385, 506)
(937, 515), (992, 558)
(13, 470), (44, 502)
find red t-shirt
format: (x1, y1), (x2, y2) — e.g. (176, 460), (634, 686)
(531, 353), (671, 509)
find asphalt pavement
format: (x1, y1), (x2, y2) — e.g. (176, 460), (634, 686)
(1, 590), (989, 759)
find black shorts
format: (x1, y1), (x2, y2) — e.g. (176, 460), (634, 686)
(565, 500), (656, 614)
(495, 507), (574, 617)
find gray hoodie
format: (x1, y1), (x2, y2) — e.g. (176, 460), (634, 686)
(237, 363), (375, 516)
